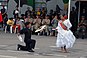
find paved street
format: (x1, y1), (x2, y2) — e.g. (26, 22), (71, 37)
(0, 31), (87, 58)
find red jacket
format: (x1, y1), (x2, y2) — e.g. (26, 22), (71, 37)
(0, 13), (3, 22)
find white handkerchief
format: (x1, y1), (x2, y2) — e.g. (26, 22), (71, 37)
(17, 35), (23, 42)
(40, 25), (46, 30)
(35, 25), (46, 32)
(35, 29), (41, 32)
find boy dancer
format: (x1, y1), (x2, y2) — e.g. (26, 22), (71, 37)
(17, 22), (36, 52)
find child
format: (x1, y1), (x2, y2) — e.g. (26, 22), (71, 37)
(17, 22), (36, 52)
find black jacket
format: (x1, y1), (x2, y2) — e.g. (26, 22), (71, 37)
(19, 27), (31, 42)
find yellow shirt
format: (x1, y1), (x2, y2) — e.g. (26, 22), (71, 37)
(7, 20), (14, 26)
(37, 11), (41, 15)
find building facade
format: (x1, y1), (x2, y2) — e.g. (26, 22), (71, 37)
(0, 0), (84, 18)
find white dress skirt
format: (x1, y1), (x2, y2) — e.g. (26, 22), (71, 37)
(56, 19), (76, 48)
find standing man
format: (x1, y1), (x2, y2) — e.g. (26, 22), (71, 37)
(1, 6), (6, 18)
(25, 7), (32, 18)
(56, 5), (62, 15)
(70, 7), (77, 34)
(1, 6), (6, 28)
(13, 6), (19, 18)
(17, 22), (36, 52)
(0, 11), (3, 28)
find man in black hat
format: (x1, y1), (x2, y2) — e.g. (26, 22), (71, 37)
(17, 22), (36, 52)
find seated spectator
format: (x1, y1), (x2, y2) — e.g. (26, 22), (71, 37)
(12, 17), (21, 33)
(24, 15), (33, 23)
(36, 8), (42, 16)
(76, 16), (87, 39)
(16, 18), (25, 30)
(33, 15), (41, 35)
(6, 18), (14, 33)
(51, 15), (58, 36)
(42, 15), (50, 35)
(77, 16), (87, 32)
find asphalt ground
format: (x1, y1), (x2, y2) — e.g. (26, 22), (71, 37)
(0, 31), (87, 58)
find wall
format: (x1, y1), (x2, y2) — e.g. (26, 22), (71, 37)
(47, 0), (76, 14)
(7, 0), (17, 18)
(7, 0), (32, 18)
(7, 0), (76, 18)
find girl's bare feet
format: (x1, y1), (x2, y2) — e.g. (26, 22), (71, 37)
(63, 45), (68, 53)
(61, 47), (64, 52)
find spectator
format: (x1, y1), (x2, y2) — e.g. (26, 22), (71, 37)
(13, 6), (19, 18)
(3, 13), (8, 30)
(77, 16), (87, 33)
(33, 15), (41, 35)
(1, 6), (6, 19)
(0, 11), (3, 28)
(42, 15), (50, 35)
(49, 9), (54, 21)
(36, 8), (42, 16)
(6, 18), (14, 33)
(70, 7), (78, 33)
(41, 7), (47, 19)
(25, 7), (32, 18)
(51, 15), (58, 36)
(24, 15), (33, 23)
(56, 5), (62, 15)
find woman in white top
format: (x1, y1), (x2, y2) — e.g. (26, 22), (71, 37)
(56, 15), (76, 53)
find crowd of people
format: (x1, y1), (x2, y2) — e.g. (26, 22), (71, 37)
(0, 5), (64, 36)
(0, 5), (87, 37)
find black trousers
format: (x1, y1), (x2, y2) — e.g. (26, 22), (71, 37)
(18, 39), (36, 51)
(0, 22), (3, 28)
(7, 25), (11, 32)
